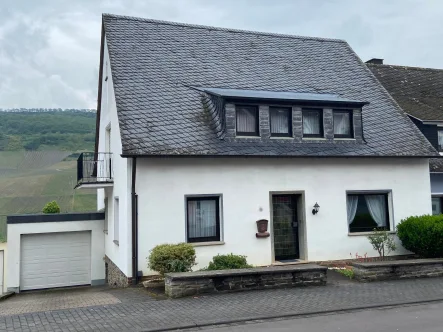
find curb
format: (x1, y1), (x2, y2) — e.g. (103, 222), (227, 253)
(143, 297), (443, 332)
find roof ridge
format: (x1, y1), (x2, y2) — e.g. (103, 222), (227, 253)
(367, 63), (443, 72)
(102, 13), (347, 44)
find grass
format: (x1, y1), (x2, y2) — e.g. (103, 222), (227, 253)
(0, 151), (97, 241)
(336, 268), (355, 279)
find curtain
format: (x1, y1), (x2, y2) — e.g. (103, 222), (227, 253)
(237, 107), (257, 133)
(438, 130), (443, 150)
(271, 108), (289, 134)
(347, 195), (359, 225)
(365, 195), (387, 227)
(334, 112), (350, 135)
(303, 111), (320, 134)
(188, 200), (217, 238)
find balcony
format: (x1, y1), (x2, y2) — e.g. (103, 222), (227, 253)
(75, 152), (113, 189)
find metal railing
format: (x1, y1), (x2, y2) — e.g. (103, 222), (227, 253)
(77, 152), (113, 184)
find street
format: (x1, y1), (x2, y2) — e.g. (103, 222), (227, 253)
(200, 301), (443, 332)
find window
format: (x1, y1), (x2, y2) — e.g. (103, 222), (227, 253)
(432, 197), (442, 215)
(186, 196), (221, 243)
(114, 197), (119, 244)
(438, 130), (443, 151)
(270, 107), (292, 137)
(236, 105), (259, 136)
(346, 193), (390, 233)
(302, 109), (323, 138)
(104, 197), (109, 233)
(333, 110), (353, 138)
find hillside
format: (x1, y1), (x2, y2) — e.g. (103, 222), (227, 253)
(0, 109), (96, 151)
(0, 109), (98, 241)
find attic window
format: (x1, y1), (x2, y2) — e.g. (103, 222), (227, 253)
(236, 105), (259, 136)
(270, 107), (292, 137)
(333, 110), (353, 138)
(302, 109), (323, 138)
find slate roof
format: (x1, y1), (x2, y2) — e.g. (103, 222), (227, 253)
(367, 63), (443, 122)
(430, 158), (443, 173)
(102, 14), (437, 157)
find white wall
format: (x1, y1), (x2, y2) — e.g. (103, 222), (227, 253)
(7, 220), (105, 292)
(96, 36), (133, 278)
(136, 157), (431, 274)
(0, 242), (6, 294)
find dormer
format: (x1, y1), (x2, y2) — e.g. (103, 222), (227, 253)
(199, 88), (368, 144)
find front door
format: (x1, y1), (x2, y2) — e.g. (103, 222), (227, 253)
(272, 194), (299, 261)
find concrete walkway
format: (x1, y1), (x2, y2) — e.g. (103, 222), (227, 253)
(2, 275), (443, 331)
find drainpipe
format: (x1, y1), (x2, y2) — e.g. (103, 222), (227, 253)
(131, 157), (138, 285)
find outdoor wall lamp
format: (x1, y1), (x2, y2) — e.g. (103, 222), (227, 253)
(312, 202), (320, 215)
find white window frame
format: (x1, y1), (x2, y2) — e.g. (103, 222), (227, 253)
(346, 190), (393, 234)
(114, 197), (119, 244)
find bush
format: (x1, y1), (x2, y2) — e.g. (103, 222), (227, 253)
(397, 215), (443, 258)
(147, 243), (196, 276)
(42, 201), (61, 214)
(206, 254), (252, 271)
(367, 229), (396, 259)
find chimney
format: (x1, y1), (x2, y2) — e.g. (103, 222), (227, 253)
(366, 58), (384, 65)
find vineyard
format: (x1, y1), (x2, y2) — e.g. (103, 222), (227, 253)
(0, 150), (97, 241)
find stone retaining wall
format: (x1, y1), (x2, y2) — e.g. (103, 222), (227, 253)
(104, 256), (129, 288)
(165, 264), (327, 298)
(352, 259), (443, 282)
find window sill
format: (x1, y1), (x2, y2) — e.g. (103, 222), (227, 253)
(270, 137), (294, 140)
(113, 240), (119, 246)
(236, 136), (261, 139)
(348, 231), (396, 237)
(302, 137), (326, 141)
(190, 241), (225, 247)
(334, 138), (356, 141)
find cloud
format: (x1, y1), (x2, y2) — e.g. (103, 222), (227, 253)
(0, 0), (442, 108)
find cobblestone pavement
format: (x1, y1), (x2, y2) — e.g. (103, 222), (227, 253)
(0, 286), (121, 316)
(1, 277), (443, 332)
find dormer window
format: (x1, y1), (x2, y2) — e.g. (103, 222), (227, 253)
(333, 110), (353, 138)
(302, 109), (323, 138)
(236, 105), (259, 136)
(270, 107), (292, 137)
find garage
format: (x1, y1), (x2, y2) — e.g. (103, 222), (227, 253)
(6, 212), (105, 293)
(20, 231), (92, 291)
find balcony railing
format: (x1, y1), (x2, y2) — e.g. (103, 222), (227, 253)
(77, 152), (113, 186)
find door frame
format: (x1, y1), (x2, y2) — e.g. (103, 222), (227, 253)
(269, 191), (307, 263)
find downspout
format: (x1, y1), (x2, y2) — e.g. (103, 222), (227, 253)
(131, 157), (138, 285)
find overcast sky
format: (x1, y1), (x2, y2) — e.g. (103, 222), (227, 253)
(0, 0), (442, 109)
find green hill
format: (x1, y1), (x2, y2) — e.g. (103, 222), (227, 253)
(0, 109), (98, 241)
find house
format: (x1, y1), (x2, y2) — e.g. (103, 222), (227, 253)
(366, 59), (443, 215)
(69, 13), (440, 287)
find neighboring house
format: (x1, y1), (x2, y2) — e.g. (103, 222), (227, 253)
(366, 59), (443, 215)
(74, 14), (437, 286)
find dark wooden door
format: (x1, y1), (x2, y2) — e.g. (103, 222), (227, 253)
(272, 195), (299, 261)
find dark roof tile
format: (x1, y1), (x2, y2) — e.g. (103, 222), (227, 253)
(103, 14), (437, 157)
(367, 63), (443, 121)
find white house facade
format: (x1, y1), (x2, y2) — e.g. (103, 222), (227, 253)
(74, 14), (438, 286)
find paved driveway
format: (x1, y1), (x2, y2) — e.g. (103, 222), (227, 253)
(1, 276), (443, 331)
(0, 287), (120, 316)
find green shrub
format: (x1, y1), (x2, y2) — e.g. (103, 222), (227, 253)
(397, 215), (443, 258)
(206, 254), (252, 271)
(367, 229), (396, 259)
(147, 243), (196, 276)
(42, 201), (61, 214)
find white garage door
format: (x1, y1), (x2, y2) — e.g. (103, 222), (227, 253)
(21, 232), (91, 291)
